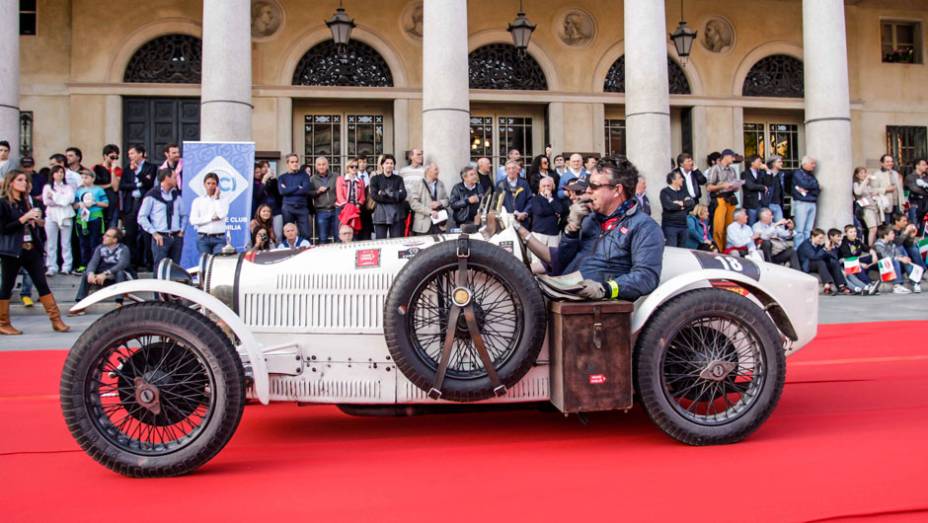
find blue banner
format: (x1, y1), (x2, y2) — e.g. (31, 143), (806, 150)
(180, 142), (255, 268)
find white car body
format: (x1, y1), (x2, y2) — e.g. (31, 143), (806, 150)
(71, 215), (819, 406)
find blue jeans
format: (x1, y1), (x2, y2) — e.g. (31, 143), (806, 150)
(316, 209), (338, 244)
(78, 218), (103, 267)
(747, 208), (760, 226)
(792, 200), (817, 247)
(902, 244), (926, 270)
(768, 203), (784, 223)
(19, 269), (33, 298)
(282, 206), (312, 241)
(889, 258), (913, 285)
(196, 234), (226, 256)
(152, 234), (183, 269)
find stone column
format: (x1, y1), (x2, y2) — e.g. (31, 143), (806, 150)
(803, 0), (853, 227)
(422, 0), (470, 188)
(624, 0), (672, 216)
(200, 0), (253, 141)
(0, 0), (20, 160)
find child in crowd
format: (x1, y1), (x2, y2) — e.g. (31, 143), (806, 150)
(797, 228), (851, 295)
(873, 224), (922, 294)
(827, 228), (871, 295)
(74, 170), (108, 273)
(838, 224), (878, 295)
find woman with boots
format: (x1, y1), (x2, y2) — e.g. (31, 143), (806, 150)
(0, 170), (70, 335)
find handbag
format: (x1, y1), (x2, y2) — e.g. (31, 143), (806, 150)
(365, 184), (377, 211)
(769, 236), (790, 256)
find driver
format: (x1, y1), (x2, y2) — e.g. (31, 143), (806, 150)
(512, 157), (664, 300)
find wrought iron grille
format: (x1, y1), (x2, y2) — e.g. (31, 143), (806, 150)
(742, 55), (804, 98)
(292, 41), (393, 87)
(123, 34), (202, 84)
(19, 111), (32, 158)
(468, 44), (548, 91)
(603, 56), (691, 94)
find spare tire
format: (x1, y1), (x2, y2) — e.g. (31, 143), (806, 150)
(384, 238), (546, 402)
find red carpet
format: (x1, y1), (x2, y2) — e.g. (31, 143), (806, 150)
(2, 322), (928, 522)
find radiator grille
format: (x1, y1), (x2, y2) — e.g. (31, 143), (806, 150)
(242, 272), (394, 330)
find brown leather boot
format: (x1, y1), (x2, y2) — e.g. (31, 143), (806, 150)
(39, 294), (71, 333)
(0, 299), (22, 335)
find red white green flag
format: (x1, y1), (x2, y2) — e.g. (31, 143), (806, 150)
(878, 258), (897, 282)
(843, 257), (861, 275)
(918, 238), (928, 263)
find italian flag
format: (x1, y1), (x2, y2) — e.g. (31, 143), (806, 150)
(843, 257), (861, 275)
(878, 258), (897, 282)
(919, 238), (928, 263)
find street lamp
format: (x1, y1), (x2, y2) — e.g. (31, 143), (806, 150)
(326, 1), (356, 48)
(507, 0), (536, 55)
(669, 0), (697, 65)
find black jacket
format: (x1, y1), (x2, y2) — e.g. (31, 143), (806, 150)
(765, 170), (787, 206)
(0, 197), (43, 258)
(118, 161), (157, 205)
(671, 167), (707, 201)
(526, 195), (565, 235)
(741, 168), (767, 210)
(449, 182), (484, 225)
(659, 186), (695, 227)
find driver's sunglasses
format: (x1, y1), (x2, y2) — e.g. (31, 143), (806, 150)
(587, 181), (616, 191)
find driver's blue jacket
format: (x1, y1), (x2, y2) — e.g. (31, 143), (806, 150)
(549, 202), (664, 301)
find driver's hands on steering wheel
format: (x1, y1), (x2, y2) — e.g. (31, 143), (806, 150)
(565, 201), (592, 233)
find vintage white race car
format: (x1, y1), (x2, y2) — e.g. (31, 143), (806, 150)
(60, 208), (819, 477)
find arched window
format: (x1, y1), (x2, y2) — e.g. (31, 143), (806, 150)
(603, 56), (691, 95)
(742, 55), (804, 98)
(468, 44), (548, 91)
(292, 40), (393, 87)
(123, 34), (202, 84)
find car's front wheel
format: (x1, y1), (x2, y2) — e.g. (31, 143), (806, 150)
(635, 288), (786, 445)
(60, 302), (245, 477)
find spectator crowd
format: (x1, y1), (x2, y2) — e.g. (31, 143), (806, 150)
(1, 136), (927, 335)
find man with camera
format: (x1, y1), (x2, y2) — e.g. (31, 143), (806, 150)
(511, 158), (664, 301)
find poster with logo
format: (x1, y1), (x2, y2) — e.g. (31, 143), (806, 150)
(180, 142), (255, 268)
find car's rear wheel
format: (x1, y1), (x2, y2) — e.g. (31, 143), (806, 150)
(635, 288), (785, 445)
(60, 302), (245, 477)
(384, 239), (546, 402)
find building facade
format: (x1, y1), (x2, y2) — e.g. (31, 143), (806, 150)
(4, 0), (928, 227)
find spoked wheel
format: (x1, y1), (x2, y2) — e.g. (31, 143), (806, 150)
(385, 238), (546, 402)
(61, 302), (245, 477)
(407, 264), (522, 380)
(635, 288), (785, 445)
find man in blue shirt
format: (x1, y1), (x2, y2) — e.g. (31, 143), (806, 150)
(278, 153), (312, 240)
(137, 168), (187, 269)
(791, 156), (820, 247)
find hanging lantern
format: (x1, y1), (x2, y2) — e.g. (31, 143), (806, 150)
(326, 1), (356, 47)
(669, 1), (697, 64)
(507, 1), (536, 53)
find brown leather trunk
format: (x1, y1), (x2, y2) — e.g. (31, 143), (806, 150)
(548, 300), (634, 414)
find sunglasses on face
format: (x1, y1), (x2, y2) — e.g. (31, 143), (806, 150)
(347, 164), (358, 169)
(109, 155), (119, 160)
(587, 181), (616, 191)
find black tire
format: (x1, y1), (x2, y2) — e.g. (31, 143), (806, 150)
(384, 239), (546, 402)
(60, 302), (246, 477)
(635, 288), (785, 445)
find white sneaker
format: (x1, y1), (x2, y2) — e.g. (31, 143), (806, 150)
(914, 284), (922, 294)
(893, 284), (912, 295)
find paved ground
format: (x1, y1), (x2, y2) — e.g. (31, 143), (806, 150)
(1, 281), (925, 351)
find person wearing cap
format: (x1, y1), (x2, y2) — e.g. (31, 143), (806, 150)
(705, 148), (741, 249)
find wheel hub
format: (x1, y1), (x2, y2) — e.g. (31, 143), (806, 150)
(133, 377), (162, 415)
(699, 360), (738, 382)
